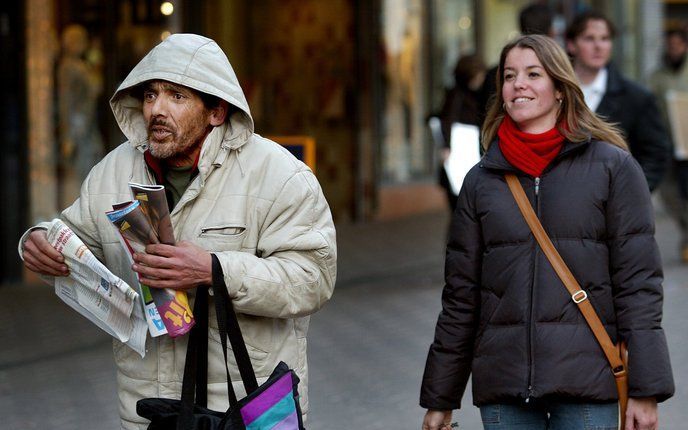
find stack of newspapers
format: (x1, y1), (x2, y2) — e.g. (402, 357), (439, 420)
(44, 182), (195, 357)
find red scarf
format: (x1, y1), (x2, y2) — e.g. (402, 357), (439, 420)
(497, 115), (564, 177)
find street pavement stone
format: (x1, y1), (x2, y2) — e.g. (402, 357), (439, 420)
(2, 208), (687, 429)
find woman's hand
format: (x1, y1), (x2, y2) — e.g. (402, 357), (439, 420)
(422, 409), (453, 430)
(625, 397), (658, 430)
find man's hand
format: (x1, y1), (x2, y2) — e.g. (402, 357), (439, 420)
(422, 409), (453, 430)
(22, 229), (69, 277)
(625, 397), (658, 430)
(132, 241), (212, 289)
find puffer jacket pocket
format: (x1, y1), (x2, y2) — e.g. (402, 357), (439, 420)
(198, 223), (246, 251)
(200, 224), (246, 236)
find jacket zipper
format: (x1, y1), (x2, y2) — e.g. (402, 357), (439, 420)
(525, 176), (541, 403)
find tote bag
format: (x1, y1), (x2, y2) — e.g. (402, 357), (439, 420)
(137, 256), (305, 430)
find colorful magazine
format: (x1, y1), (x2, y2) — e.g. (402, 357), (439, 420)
(106, 183), (195, 338)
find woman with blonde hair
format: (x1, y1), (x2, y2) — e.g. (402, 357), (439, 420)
(420, 35), (674, 430)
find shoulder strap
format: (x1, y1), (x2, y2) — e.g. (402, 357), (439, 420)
(211, 255), (260, 395)
(176, 256), (260, 429)
(504, 174), (625, 374)
(177, 285), (211, 430)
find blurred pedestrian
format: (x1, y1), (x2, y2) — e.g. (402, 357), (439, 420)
(566, 10), (670, 192)
(649, 26), (688, 263)
(420, 34), (674, 430)
(479, 2), (555, 127)
(437, 54), (486, 211)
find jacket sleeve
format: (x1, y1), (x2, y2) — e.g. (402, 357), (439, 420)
(213, 170), (337, 319)
(607, 154), (674, 402)
(628, 91), (671, 192)
(420, 172), (482, 410)
(60, 169), (105, 261)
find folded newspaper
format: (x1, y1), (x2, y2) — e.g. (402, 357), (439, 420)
(106, 182), (195, 338)
(40, 183), (194, 355)
(45, 219), (148, 357)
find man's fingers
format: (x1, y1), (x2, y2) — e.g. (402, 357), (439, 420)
(29, 230), (64, 261)
(133, 252), (176, 269)
(23, 252), (68, 276)
(139, 276), (178, 289)
(24, 260), (42, 274)
(23, 242), (68, 275)
(144, 243), (177, 257)
(35, 238), (64, 262)
(30, 248), (68, 273)
(133, 263), (171, 279)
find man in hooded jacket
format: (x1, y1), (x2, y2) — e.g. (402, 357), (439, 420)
(19, 33), (337, 429)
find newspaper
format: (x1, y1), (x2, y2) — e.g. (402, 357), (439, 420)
(105, 182), (195, 338)
(45, 219), (147, 357)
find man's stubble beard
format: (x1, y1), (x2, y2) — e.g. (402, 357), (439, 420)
(147, 115), (211, 161)
(148, 133), (195, 159)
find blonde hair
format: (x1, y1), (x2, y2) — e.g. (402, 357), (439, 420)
(481, 34), (627, 151)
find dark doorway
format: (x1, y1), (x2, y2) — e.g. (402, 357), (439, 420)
(0, 2), (28, 284)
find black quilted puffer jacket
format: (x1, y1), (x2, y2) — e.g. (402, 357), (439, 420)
(420, 138), (675, 410)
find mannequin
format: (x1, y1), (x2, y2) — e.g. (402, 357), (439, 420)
(57, 24), (104, 203)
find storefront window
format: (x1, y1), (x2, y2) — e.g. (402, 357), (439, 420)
(47, 0), (180, 206)
(55, 23), (106, 206)
(433, 0), (476, 92)
(380, 0), (429, 183)
(379, 0), (478, 184)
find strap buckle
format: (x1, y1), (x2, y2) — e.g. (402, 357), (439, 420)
(572, 290), (588, 304)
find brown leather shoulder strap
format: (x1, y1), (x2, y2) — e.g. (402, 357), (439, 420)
(504, 173), (624, 371)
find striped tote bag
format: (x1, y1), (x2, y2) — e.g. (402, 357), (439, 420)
(137, 256), (304, 430)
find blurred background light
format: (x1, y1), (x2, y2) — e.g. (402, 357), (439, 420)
(160, 2), (174, 16)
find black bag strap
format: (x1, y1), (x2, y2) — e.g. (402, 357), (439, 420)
(176, 256), (260, 430)
(210, 254), (259, 394)
(177, 285), (210, 430)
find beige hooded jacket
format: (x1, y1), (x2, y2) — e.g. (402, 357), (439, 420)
(22, 34), (337, 429)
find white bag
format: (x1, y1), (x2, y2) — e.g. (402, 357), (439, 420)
(444, 122), (481, 194)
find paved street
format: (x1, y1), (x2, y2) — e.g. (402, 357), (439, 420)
(1, 206), (687, 429)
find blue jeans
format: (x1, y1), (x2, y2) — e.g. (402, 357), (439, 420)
(480, 401), (619, 430)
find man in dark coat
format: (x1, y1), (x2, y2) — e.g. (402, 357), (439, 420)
(566, 11), (670, 191)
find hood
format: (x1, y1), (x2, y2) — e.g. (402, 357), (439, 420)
(109, 33), (254, 151)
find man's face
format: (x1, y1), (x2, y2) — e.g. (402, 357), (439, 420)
(142, 81), (212, 161)
(567, 19), (613, 72)
(666, 34), (688, 63)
